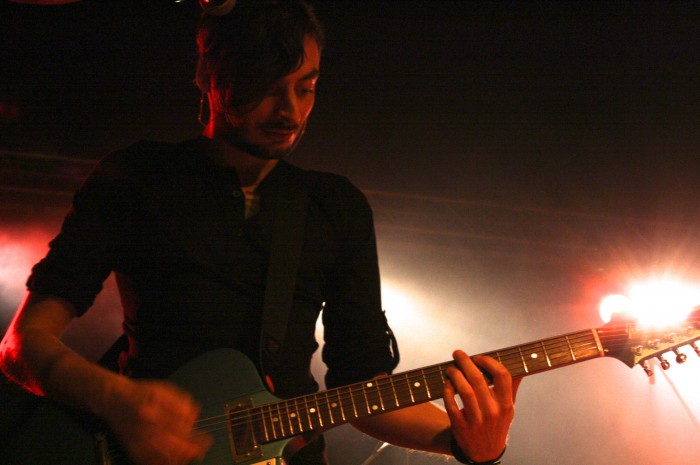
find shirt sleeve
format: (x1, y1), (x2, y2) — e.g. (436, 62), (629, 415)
(318, 175), (399, 389)
(26, 150), (134, 316)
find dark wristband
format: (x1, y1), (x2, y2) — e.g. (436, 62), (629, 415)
(450, 436), (506, 465)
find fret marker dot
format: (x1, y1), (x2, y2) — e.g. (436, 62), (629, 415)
(331, 402), (338, 408)
(366, 382), (374, 388)
(414, 382), (421, 388)
(310, 408), (316, 413)
(272, 417), (279, 422)
(372, 405), (378, 411)
(290, 413), (297, 418)
(531, 353), (538, 359)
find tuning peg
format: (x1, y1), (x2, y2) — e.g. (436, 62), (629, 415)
(642, 361), (654, 377)
(673, 348), (688, 364)
(691, 341), (700, 357)
(657, 355), (671, 370)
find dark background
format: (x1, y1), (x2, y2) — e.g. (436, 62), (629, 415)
(2, 1), (700, 464)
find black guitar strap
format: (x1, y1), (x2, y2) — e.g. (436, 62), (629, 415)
(259, 171), (311, 392)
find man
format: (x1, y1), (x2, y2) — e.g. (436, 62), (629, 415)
(0, 1), (519, 464)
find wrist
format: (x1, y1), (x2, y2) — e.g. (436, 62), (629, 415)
(450, 436), (505, 465)
(89, 369), (131, 418)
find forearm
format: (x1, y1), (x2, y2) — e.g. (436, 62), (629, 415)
(351, 402), (452, 455)
(0, 293), (127, 417)
(1, 294), (211, 465)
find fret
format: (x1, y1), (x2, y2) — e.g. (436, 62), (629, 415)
(387, 376), (399, 407)
(573, 332), (601, 360)
(333, 389), (346, 422)
(361, 383), (371, 415)
(296, 397), (307, 432)
(275, 402), (286, 438)
(376, 380), (386, 411)
(377, 378), (394, 411)
(549, 340), (575, 366)
(324, 391), (335, 425)
(405, 372), (415, 403)
(420, 369), (432, 399)
(565, 335), (577, 361)
(517, 346), (529, 374)
(362, 380), (383, 415)
(303, 396), (313, 431)
(227, 329), (616, 446)
(285, 401), (296, 435)
(327, 388), (345, 423)
(348, 385), (359, 419)
(519, 342), (550, 373)
(312, 394), (326, 428)
(293, 398), (305, 433)
(407, 372), (430, 403)
(540, 341), (552, 367)
(425, 366), (446, 398)
(591, 328), (605, 357)
(261, 405), (271, 442)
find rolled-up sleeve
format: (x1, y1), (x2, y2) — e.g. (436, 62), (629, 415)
(27, 153), (133, 316)
(320, 177), (398, 388)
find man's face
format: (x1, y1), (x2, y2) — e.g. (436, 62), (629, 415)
(219, 36), (321, 160)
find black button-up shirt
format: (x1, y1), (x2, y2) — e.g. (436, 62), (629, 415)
(28, 138), (397, 396)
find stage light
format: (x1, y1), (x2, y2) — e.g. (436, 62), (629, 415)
(0, 228), (52, 321)
(598, 294), (632, 323)
(599, 278), (700, 327)
(627, 279), (700, 327)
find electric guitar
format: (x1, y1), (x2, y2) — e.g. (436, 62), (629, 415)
(2, 308), (699, 465)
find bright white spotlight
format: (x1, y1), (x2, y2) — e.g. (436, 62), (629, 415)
(598, 294), (632, 323)
(627, 279), (700, 327)
(599, 279), (700, 326)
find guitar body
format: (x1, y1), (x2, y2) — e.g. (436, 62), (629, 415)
(0, 349), (296, 465)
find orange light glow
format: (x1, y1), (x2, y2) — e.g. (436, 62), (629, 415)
(0, 228), (52, 317)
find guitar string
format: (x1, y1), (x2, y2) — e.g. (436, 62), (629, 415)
(101, 321), (700, 446)
(193, 328), (690, 436)
(100, 331), (679, 460)
(100, 319), (699, 457)
(193, 320), (700, 429)
(196, 338), (696, 438)
(206, 328), (696, 436)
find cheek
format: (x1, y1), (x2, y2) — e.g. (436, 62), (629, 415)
(301, 97), (316, 119)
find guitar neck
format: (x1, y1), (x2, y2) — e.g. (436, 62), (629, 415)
(233, 329), (604, 445)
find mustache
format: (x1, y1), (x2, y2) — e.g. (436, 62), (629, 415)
(260, 120), (300, 131)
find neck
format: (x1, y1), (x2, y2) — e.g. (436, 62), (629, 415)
(201, 128), (278, 189)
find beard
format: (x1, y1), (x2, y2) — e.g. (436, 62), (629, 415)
(223, 119), (308, 161)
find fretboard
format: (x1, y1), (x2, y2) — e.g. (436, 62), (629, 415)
(228, 328), (604, 447)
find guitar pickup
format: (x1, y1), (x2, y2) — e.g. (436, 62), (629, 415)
(226, 398), (264, 463)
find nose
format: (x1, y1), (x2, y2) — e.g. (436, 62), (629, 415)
(275, 87), (300, 122)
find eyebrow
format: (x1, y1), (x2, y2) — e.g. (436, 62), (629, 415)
(300, 68), (320, 81)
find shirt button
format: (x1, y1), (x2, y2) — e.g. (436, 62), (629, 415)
(232, 190), (242, 198)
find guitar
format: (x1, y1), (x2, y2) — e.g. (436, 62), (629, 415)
(2, 307), (699, 465)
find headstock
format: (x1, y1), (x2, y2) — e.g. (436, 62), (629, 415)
(597, 306), (700, 376)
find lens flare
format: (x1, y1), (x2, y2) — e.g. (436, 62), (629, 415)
(599, 278), (700, 327)
(598, 294), (632, 323)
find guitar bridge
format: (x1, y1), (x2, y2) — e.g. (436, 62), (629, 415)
(226, 398), (264, 463)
